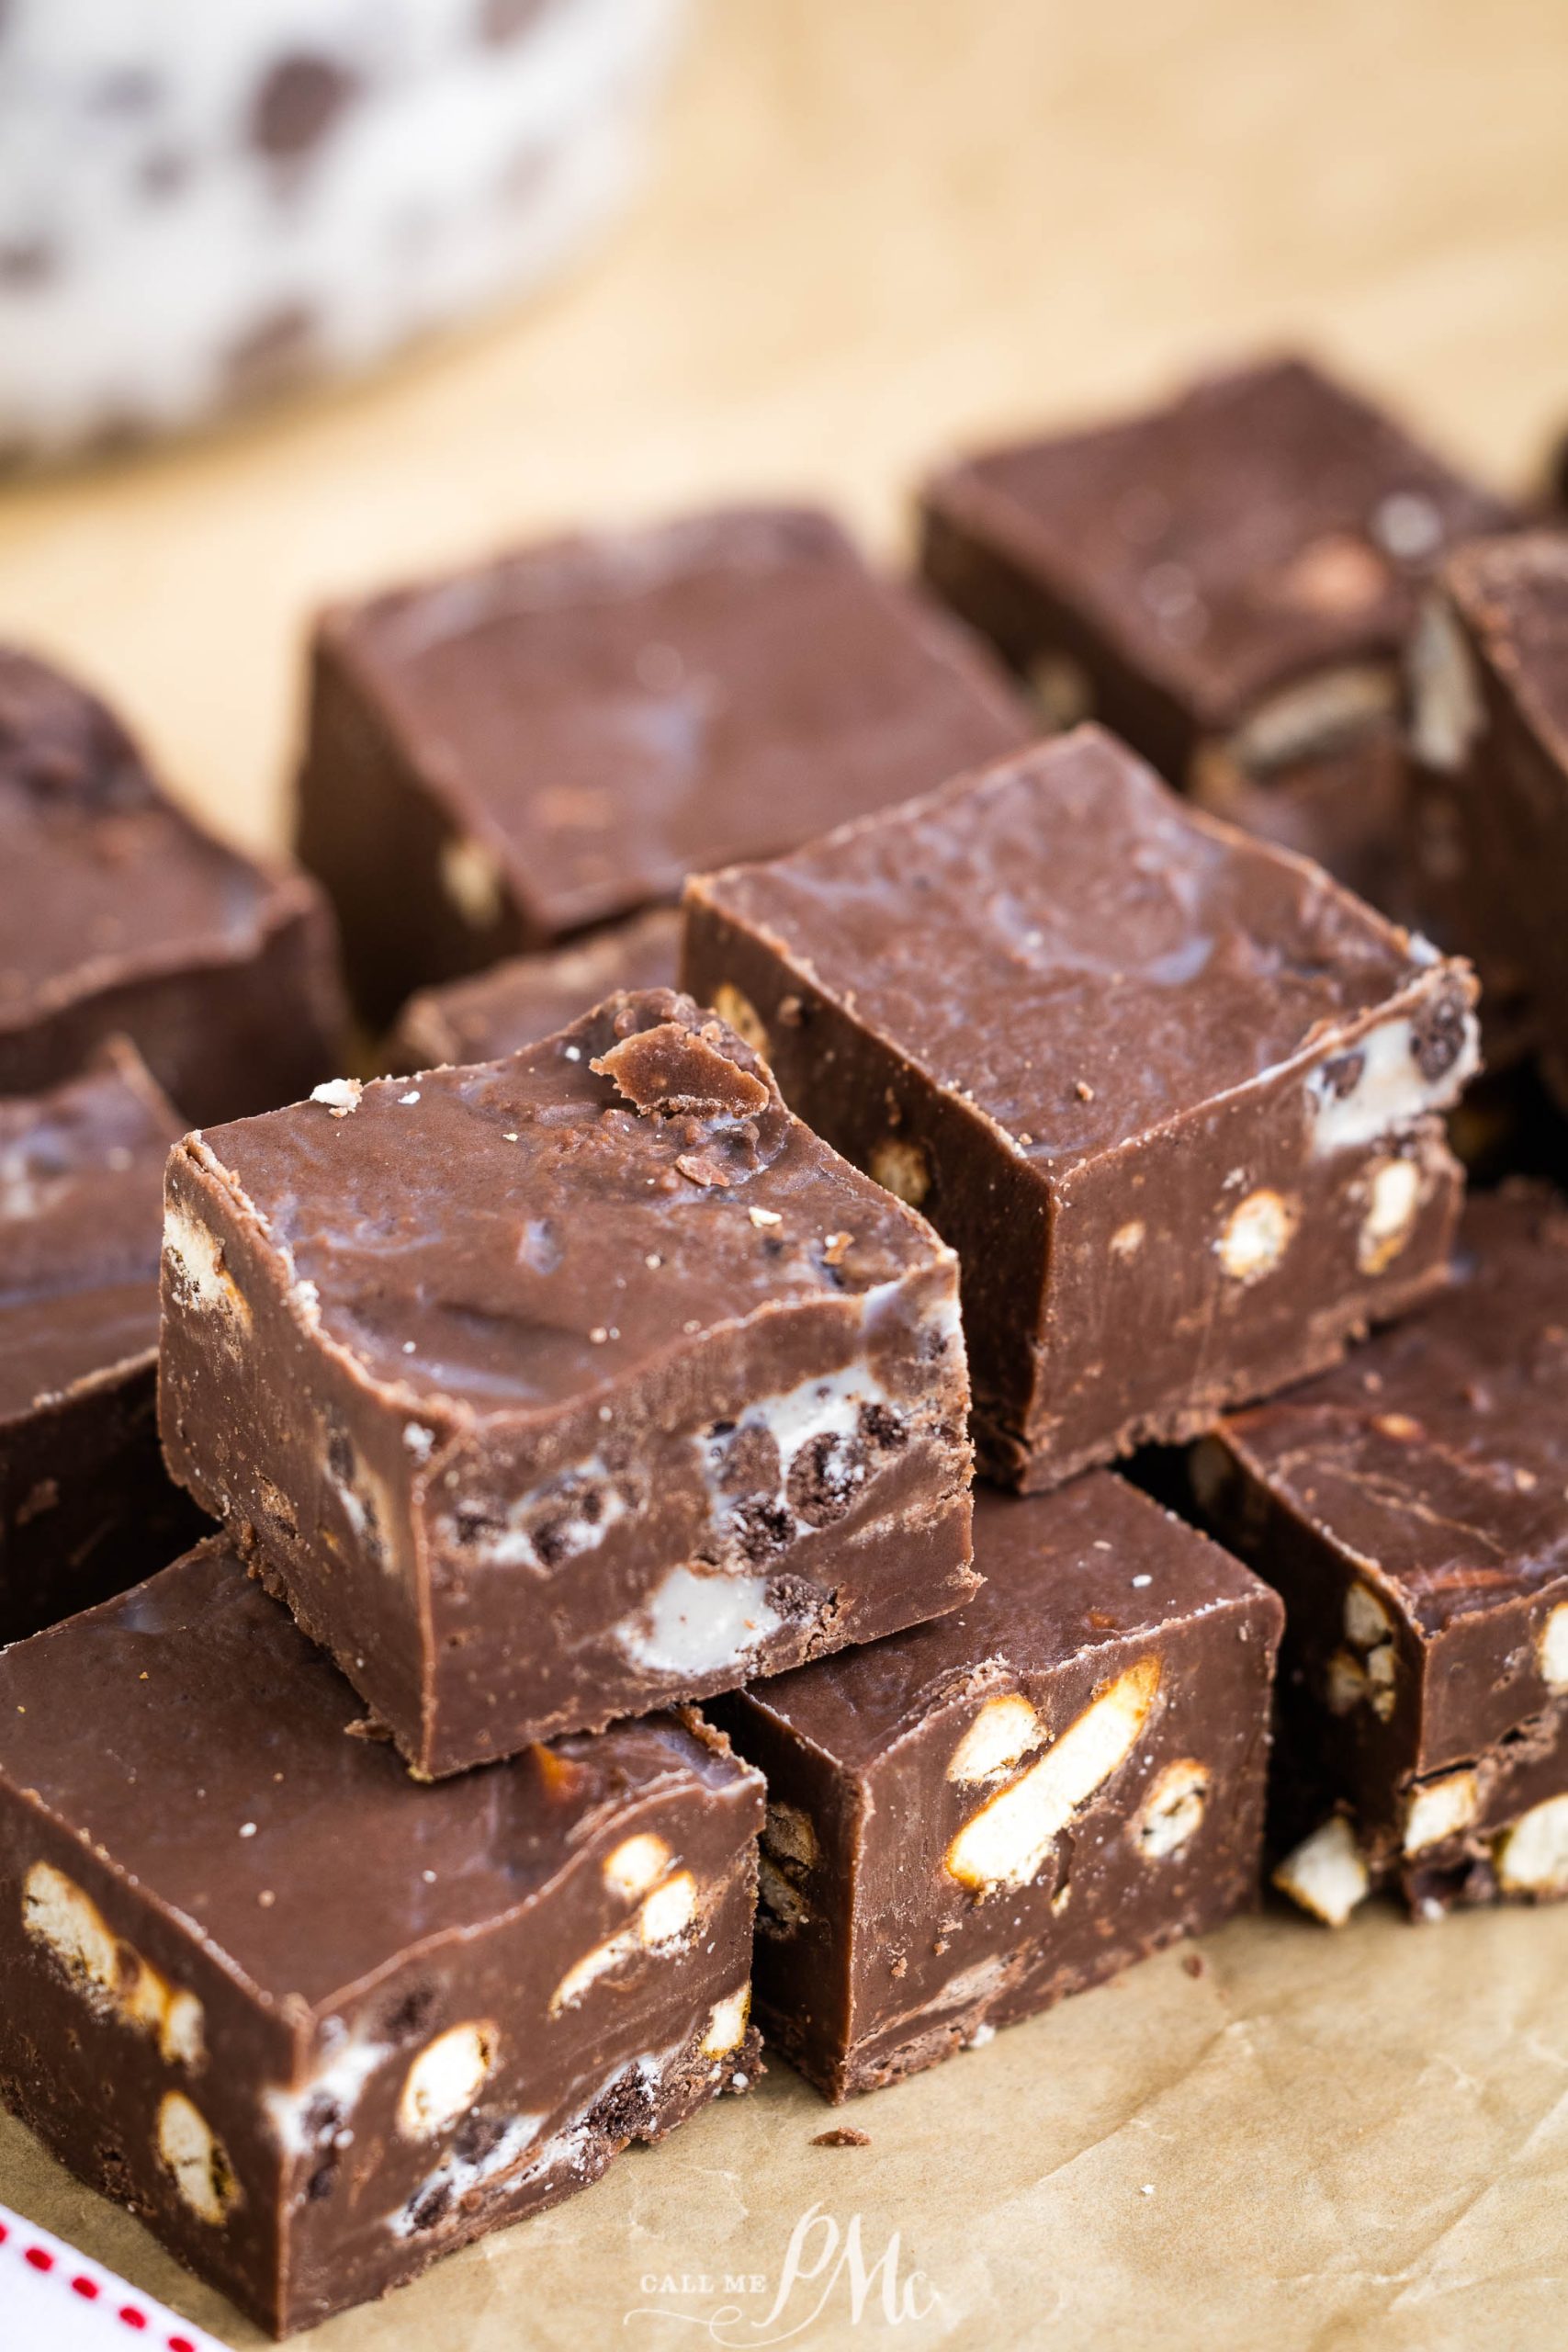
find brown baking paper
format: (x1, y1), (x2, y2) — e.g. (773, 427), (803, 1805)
(6, 1896), (1568, 2350)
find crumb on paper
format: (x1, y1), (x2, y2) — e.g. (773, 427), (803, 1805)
(812, 2126), (871, 2148)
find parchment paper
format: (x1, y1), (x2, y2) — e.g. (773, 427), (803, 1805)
(6, 1894), (1568, 2349)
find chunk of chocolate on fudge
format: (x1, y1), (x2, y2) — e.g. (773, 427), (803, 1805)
(0, 1539), (762, 2337)
(1192, 1185), (1568, 1928)
(160, 989), (976, 1777)
(297, 505), (1033, 1018)
(1, 1040), (208, 1642)
(919, 356), (1508, 910)
(1408, 532), (1568, 1110)
(0, 644), (348, 1123)
(388, 907), (681, 1073)
(711, 1475), (1280, 2100)
(684, 727), (1478, 1492)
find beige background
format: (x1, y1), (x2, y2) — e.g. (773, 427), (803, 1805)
(4, 1), (1568, 2345)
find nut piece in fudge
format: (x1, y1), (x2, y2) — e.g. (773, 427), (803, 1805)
(1408, 533), (1568, 1110)
(159, 989), (976, 1776)
(0, 643), (349, 1123)
(297, 504), (1032, 1019)
(387, 906), (681, 1073)
(684, 727), (1478, 1490)
(920, 355), (1508, 793)
(1192, 1186), (1568, 1927)
(0, 1539), (763, 2338)
(710, 1474), (1281, 2100)
(1, 1040), (208, 1642)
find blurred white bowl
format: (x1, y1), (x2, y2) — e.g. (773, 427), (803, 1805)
(0, 0), (683, 463)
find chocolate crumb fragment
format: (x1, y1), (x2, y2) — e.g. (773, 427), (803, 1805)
(813, 2126), (871, 2147)
(592, 1020), (769, 1121)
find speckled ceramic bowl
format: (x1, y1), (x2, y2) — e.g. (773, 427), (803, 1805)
(0, 0), (682, 463)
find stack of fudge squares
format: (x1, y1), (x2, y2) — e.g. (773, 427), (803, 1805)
(1, 354), (1567, 2337)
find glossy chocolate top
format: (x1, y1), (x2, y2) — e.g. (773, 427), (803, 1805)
(1441, 530), (1568, 759)
(1218, 1186), (1568, 1633)
(389, 908), (682, 1071)
(189, 989), (950, 1425)
(0, 645), (297, 1020)
(739, 1472), (1267, 1769)
(924, 357), (1507, 730)
(320, 506), (1033, 936)
(0, 1536), (755, 2014)
(690, 728), (1446, 1168)
(0, 1040), (183, 1422)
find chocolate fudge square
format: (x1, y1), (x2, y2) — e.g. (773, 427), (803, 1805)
(0, 1540), (763, 2337)
(387, 907), (681, 1073)
(1192, 1185), (1568, 1928)
(1409, 533), (1568, 1110)
(920, 356), (1508, 797)
(684, 727), (1478, 1491)
(160, 990), (975, 1776)
(297, 505), (1032, 1019)
(711, 1475), (1280, 2100)
(1, 1040), (208, 1643)
(0, 644), (348, 1124)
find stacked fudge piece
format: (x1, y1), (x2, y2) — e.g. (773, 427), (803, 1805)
(684, 724), (1479, 1488)
(1194, 1186), (1568, 1925)
(710, 1476), (1281, 2098)
(0, 1542), (767, 2333)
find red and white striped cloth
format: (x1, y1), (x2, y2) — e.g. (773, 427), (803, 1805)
(0, 2202), (230, 2351)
